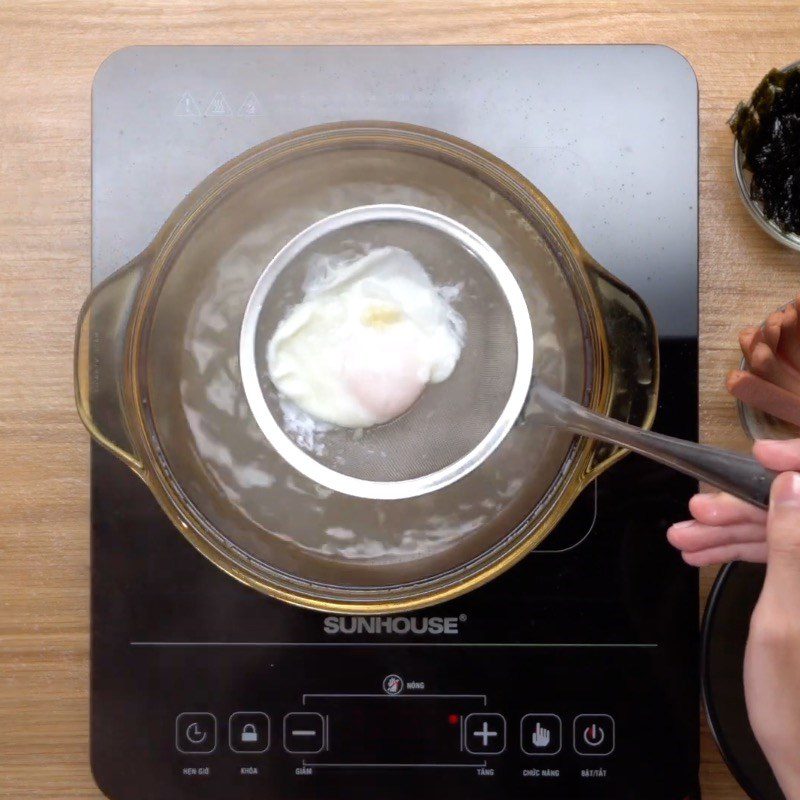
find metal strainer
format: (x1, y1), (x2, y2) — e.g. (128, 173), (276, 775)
(240, 204), (534, 500)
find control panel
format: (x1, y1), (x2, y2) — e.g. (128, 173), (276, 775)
(135, 653), (669, 800)
(174, 683), (617, 766)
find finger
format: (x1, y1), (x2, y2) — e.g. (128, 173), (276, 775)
(776, 304), (800, 373)
(681, 542), (768, 567)
(753, 438), (800, 471)
(667, 520), (767, 552)
(739, 326), (759, 361)
(764, 312), (784, 351)
(688, 492), (768, 526)
(749, 342), (800, 394)
(763, 471), (800, 596)
(727, 369), (800, 427)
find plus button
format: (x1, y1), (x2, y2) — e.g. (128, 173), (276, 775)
(474, 721), (497, 747)
(465, 713), (506, 755)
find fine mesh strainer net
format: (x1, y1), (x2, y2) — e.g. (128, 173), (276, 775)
(240, 204), (534, 500)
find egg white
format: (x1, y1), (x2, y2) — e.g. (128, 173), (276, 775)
(267, 246), (465, 428)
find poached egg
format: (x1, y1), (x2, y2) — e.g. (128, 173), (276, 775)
(267, 246), (465, 428)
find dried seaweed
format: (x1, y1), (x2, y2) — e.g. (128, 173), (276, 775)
(730, 67), (800, 234)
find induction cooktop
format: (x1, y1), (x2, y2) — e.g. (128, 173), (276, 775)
(90, 45), (700, 800)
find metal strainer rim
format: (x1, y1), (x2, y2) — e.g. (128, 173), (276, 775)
(239, 203), (534, 500)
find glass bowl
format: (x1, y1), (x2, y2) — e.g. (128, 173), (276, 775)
(737, 300), (800, 441)
(76, 121), (658, 613)
(732, 60), (800, 252)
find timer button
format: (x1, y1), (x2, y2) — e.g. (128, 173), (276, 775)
(176, 712), (217, 754)
(573, 714), (615, 756)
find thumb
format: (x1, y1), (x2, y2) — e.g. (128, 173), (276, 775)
(764, 471), (800, 599)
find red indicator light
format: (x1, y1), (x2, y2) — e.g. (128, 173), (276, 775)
(448, 714), (459, 725)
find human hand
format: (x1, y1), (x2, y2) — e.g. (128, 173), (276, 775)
(667, 440), (800, 799)
(666, 438), (800, 566)
(743, 471), (800, 799)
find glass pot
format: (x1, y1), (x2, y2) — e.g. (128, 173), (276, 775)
(75, 122), (658, 614)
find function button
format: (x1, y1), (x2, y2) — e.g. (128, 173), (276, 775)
(283, 712), (325, 754)
(520, 713), (562, 756)
(465, 712), (506, 755)
(573, 714), (615, 756)
(229, 712), (270, 754)
(176, 712), (217, 754)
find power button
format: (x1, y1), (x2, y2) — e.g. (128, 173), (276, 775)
(573, 714), (615, 756)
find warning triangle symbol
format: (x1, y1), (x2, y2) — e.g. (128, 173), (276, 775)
(238, 91), (263, 116)
(205, 91), (232, 117)
(174, 91), (201, 117)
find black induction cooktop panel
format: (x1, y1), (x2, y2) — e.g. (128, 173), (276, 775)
(90, 45), (700, 800)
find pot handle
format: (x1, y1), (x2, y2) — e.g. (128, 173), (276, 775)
(74, 251), (149, 476)
(582, 254), (660, 481)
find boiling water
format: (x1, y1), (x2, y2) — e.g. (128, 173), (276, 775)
(146, 146), (587, 588)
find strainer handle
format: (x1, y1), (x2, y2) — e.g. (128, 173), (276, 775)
(75, 250), (149, 477)
(530, 383), (775, 510)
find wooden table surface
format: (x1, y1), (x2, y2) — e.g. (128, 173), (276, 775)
(2, 2), (799, 798)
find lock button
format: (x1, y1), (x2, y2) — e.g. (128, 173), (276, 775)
(241, 723), (259, 742)
(229, 712), (270, 753)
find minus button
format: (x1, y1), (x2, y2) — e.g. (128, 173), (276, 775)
(283, 712), (325, 754)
